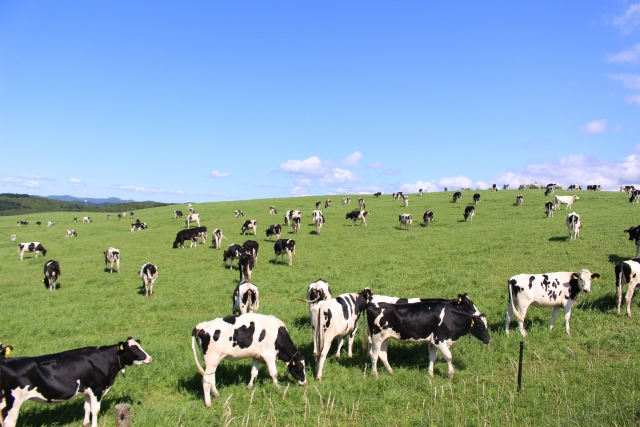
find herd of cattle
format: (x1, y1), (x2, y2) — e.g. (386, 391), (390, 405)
(3, 188), (640, 427)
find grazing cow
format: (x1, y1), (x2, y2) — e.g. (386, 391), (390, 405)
(16, 221), (28, 226)
(122, 211), (127, 219)
(452, 192), (461, 203)
(139, 262), (158, 297)
(464, 206), (475, 222)
(418, 189), (423, 196)
(10, 234), (16, 242)
(342, 197), (348, 206)
(492, 184), (497, 192)
(505, 269), (600, 337)
(46, 221), (54, 227)
(241, 219), (258, 235)
(554, 195), (580, 210)
(325, 199), (332, 208)
(503, 184), (509, 190)
(211, 228), (227, 249)
(358, 198), (365, 209)
(473, 193), (481, 205)
(518, 184), (529, 190)
(623, 225), (640, 258)
(346, 197), (351, 205)
(265, 224), (282, 241)
(173, 227), (208, 248)
(232, 281), (260, 315)
(269, 206), (277, 215)
(545, 186), (554, 196)
(622, 185), (635, 194)
(374, 192), (382, 197)
(366, 300), (490, 380)
(423, 210), (434, 226)
(18, 242), (47, 260)
(130, 222), (148, 232)
(629, 190), (640, 203)
(238, 251), (255, 281)
(36, 221), (42, 226)
(82, 216), (92, 223)
(117, 214), (122, 221)
(129, 212), (134, 219)
(566, 212), (581, 240)
(399, 214), (413, 230)
(516, 194), (523, 206)
(545, 201), (554, 218)
(191, 314), (306, 407)
(73, 217), (78, 223)
(0, 338), (152, 427)
(284, 210), (301, 227)
(107, 214), (111, 220)
(65, 229), (77, 238)
(234, 210), (244, 218)
(311, 288), (373, 380)
(173, 210), (184, 219)
(346, 210), (368, 226)
(223, 244), (246, 269)
(587, 185), (601, 191)
(43, 260), (61, 292)
(291, 216), (301, 234)
(305, 278), (333, 309)
(274, 239), (296, 266)
(403, 196), (409, 207)
(312, 210), (325, 234)
(104, 247), (120, 274)
(615, 258), (640, 317)
(315, 201), (321, 209)
(186, 213), (201, 228)
(242, 240), (259, 263)
(190, 235), (199, 248)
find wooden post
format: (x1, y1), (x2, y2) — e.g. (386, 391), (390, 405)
(517, 341), (524, 392)
(115, 403), (131, 427)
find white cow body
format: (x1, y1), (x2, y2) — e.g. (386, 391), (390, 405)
(555, 195), (580, 210)
(566, 212), (581, 240)
(615, 259), (640, 317)
(104, 247), (120, 274)
(186, 214), (201, 228)
(232, 281), (260, 315)
(399, 214), (412, 230)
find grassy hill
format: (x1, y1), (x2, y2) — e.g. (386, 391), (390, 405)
(1, 190), (639, 426)
(0, 193), (168, 216)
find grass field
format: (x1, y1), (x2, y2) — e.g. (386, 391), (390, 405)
(1, 189), (639, 426)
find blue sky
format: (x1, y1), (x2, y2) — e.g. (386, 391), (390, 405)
(1, 1), (640, 202)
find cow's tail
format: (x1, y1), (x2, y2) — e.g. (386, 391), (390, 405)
(191, 330), (207, 377)
(508, 280), (525, 322)
(313, 306), (323, 357)
(246, 289), (254, 312)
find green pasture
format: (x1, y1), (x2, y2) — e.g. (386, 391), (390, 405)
(1, 189), (639, 426)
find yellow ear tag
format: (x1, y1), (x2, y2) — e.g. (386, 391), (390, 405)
(5, 348), (10, 355)
(119, 345), (124, 350)
(594, 278), (598, 282)
(458, 297), (462, 304)
(291, 360), (295, 366)
(471, 320), (475, 327)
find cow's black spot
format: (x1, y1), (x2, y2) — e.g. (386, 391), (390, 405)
(569, 275), (580, 300)
(510, 279), (522, 297)
(336, 296), (350, 320)
(196, 330), (211, 355)
(528, 276), (535, 289)
(259, 329), (266, 342)
(323, 309), (332, 330)
(223, 316), (236, 325)
(397, 298), (409, 304)
(213, 330), (221, 342)
(232, 321), (255, 349)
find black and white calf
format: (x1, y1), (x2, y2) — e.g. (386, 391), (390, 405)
(47, 221), (54, 227)
(130, 222), (148, 232)
(423, 210), (434, 226)
(265, 224), (282, 241)
(346, 210), (368, 226)
(242, 240), (259, 263)
(223, 244), (246, 269)
(312, 210), (325, 234)
(43, 260), (61, 292)
(402, 196), (409, 207)
(211, 228), (227, 249)
(241, 219), (258, 235)
(234, 210), (244, 218)
(624, 225), (640, 258)
(16, 221), (28, 226)
(399, 214), (413, 230)
(269, 206), (277, 215)
(629, 190), (640, 203)
(82, 216), (92, 223)
(358, 198), (365, 209)
(18, 242), (47, 260)
(65, 229), (77, 238)
(191, 314), (307, 407)
(139, 262), (158, 297)
(10, 234), (16, 242)
(615, 258), (640, 317)
(284, 210), (301, 227)
(173, 210), (184, 219)
(291, 216), (301, 234)
(505, 269), (600, 337)
(464, 205), (475, 222)
(311, 288), (372, 380)
(274, 239), (296, 266)
(0, 338), (152, 427)
(315, 201), (321, 209)
(232, 281), (260, 315)
(452, 192), (462, 203)
(516, 194), (523, 206)
(473, 193), (481, 205)
(566, 212), (581, 240)
(545, 201), (554, 218)
(186, 213), (201, 228)
(104, 247), (120, 274)
(325, 199), (332, 208)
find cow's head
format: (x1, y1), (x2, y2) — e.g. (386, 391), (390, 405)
(286, 351), (307, 386)
(36, 244), (47, 256)
(468, 314), (491, 344)
(573, 269), (599, 293)
(118, 337), (153, 365)
(0, 343), (13, 360)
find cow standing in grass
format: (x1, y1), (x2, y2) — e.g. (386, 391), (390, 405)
(104, 247), (120, 274)
(232, 281), (259, 315)
(615, 259), (640, 317)
(624, 226), (640, 258)
(139, 262), (158, 297)
(43, 260), (60, 292)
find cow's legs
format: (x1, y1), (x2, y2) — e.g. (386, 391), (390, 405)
(427, 344), (438, 377)
(436, 342), (455, 380)
(636, 241), (639, 259)
(346, 326), (358, 358)
(287, 250), (292, 267)
(248, 359), (261, 388)
(369, 338), (382, 379)
(550, 307), (560, 330)
(377, 340), (393, 375)
(202, 370), (220, 407)
(83, 395), (91, 426)
(265, 357), (280, 388)
(87, 393), (101, 427)
(626, 282), (637, 317)
(334, 337), (344, 359)
(617, 281), (624, 317)
(562, 301), (574, 335)
(516, 305), (529, 338)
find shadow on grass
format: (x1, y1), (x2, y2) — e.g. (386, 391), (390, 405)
(608, 254), (628, 265)
(549, 236), (569, 242)
(293, 315), (310, 328)
(17, 396), (133, 427)
(586, 293), (618, 314)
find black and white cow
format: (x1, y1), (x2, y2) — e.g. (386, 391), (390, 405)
(374, 192), (382, 197)
(621, 185), (635, 193)
(0, 338), (152, 427)
(191, 314), (307, 407)
(104, 247), (120, 274)
(284, 210), (301, 227)
(43, 260), (61, 292)
(346, 210), (368, 226)
(473, 193), (481, 205)
(423, 210), (434, 226)
(234, 210), (244, 218)
(190, 235), (200, 248)
(402, 196), (409, 207)
(492, 184), (497, 192)
(107, 214), (111, 220)
(129, 212), (134, 219)
(130, 222), (148, 232)
(545, 186), (554, 197)
(139, 262), (158, 297)
(516, 194), (523, 206)
(418, 189), (423, 196)
(47, 221), (54, 227)
(452, 192), (461, 203)
(545, 201), (554, 218)
(325, 199), (332, 208)
(505, 269), (600, 337)
(315, 201), (321, 209)
(366, 300), (490, 380)
(274, 239), (296, 266)
(18, 242), (47, 260)
(311, 288), (372, 380)
(186, 213), (201, 228)
(265, 224), (282, 241)
(36, 221), (42, 226)
(173, 210), (184, 219)
(82, 216), (92, 223)
(242, 219), (258, 235)
(464, 205), (475, 222)
(10, 234), (16, 242)
(555, 195), (579, 210)
(122, 211), (127, 219)
(232, 281), (259, 315)
(211, 228), (227, 249)
(503, 184), (509, 190)
(342, 197), (350, 206)
(223, 244), (246, 269)
(358, 198), (365, 210)
(312, 210), (325, 234)
(16, 221), (28, 226)
(117, 214), (122, 221)
(242, 240), (259, 263)
(73, 217), (78, 223)
(305, 278), (333, 309)
(615, 258), (640, 317)
(291, 216), (301, 234)
(566, 212), (581, 240)
(629, 190), (640, 203)
(173, 227), (207, 248)
(587, 184), (601, 191)
(624, 225), (640, 258)
(399, 214), (413, 230)
(65, 229), (77, 238)
(269, 206), (277, 215)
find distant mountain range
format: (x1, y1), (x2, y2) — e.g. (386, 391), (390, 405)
(47, 195), (137, 206)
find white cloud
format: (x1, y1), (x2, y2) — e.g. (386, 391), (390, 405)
(368, 162), (383, 169)
(607, 73), (640, 89)
(613, 3), (640, 33)
(577, 119), (607, 135)
(117, 185), (185, 195)
(0, 177), (41, 188)
(19, 174), (55, 181)
(319, 168), (358, 185)
(606, 43), (640, 63)
(341, 151), (362, 167)
(401, 176), (489, 193)
(280, 156), (325, 175)
(68, 178), (84, 184)
(626, 94), (640, 105)
(280, 156), (359, 191)
(613, 124), (623, 132)
(287, 186), (312, 196)
(210, 170), (231, 178)
(295, 178), (312, 187)
(384, 167), (400, 176)
(22, 181), (40, 188)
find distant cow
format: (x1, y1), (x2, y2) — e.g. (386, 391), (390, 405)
(325, 199), (332, 208)
(234, 210), (244, 218)
(65, 229), (77, 238)
(554, 195), (579, 210)
(173, 210), (184, 219)
(122, 211), (127, 218)
(505, 269), (599, 337)
(107, 214), (111, 220)
(269, 206), (277, 215)
(43, 260), (61, 292)
(19, 242), (47, 260)
(223, 244), (245, 269)
(232, 281), (259, 315)
(418, 189), (423, 196)
(452, 192), (461, 203)
(315, 201), (321, 209)
(291, 216), (301, 234)
(545, 201), (554, 218)
(117, 214), (122, 221)
(629, 190), (640, 203)
(36, 222), (41, 226)
(473, 193), (481, 205)
(423, 210), (434, 226)
(274, 239), (296, 266)
(516, 194), (523, 206)
(374, 192), (382, 197)
(399, 214), (412, 230)
(242, 219), (258, 235)
(130, 212), (134, 219)
(342, 198), (348, 206)
(238, 251), (255, 281)
(464, 206), (475, 222)
(212, 228), (227, 249)
(567, 184), (581, 191)
(10, 235), (16, 242)
(503, 184), (509, 190)
(545, 186), (554, 196)
(186, 213), (201, 228)
(621, 185), (635, 194)
(624, 225), (640, 258)
(104, 247), (120, 274)
(242, 240), (260, 263)
(403, 196), (409, 207)
(492, 184), (497, 191)
(47, 221), (54, 227)
(587, 185), (601, 191)
(17, 221), (28, 226)
(82, 216), (92, 223)
(615, 259), (640, 317)
(346, 210), (368, 226)
(566, 212), (581, 240)
(284, 210), (301, 227)
(139, 262), (158, 297)
(130, 222), (148, 232)
(358, 198), (365, 209)
(312, 210), (325, 234)
(265, 224), (282, 241)
(173, 227), (207, 248)
(191, 314), (306, 407)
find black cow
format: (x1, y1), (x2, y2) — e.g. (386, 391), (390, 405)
(452, 192), (461, 203)
(345, 210), (368, 226)
(265, 224), (282, 241)
(545, 201), (554, 218)
(173, 226), (207, 248)
(464, 205), (475, 221)
(0, 338), (152, 427)
(223, 244), (246, 269)
(43, 260), (60, 292)
(173, 210), (184, 219)
(242, 240), (259, 262)
(624, 225), (640, 258)
(473, 193), (481, 205)
(274, 239), (296, 266)
(36, 221), (42, 226)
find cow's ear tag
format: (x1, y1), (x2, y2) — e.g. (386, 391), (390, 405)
(572, 273), (579, 280)
(458, 297), (462, 304)
(119, 345), (124, 350)
(291, 360), (295, 366)
(594, 278), (599, 282)
(471, 319), (475, 327)
(5, 348), (10, 355)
